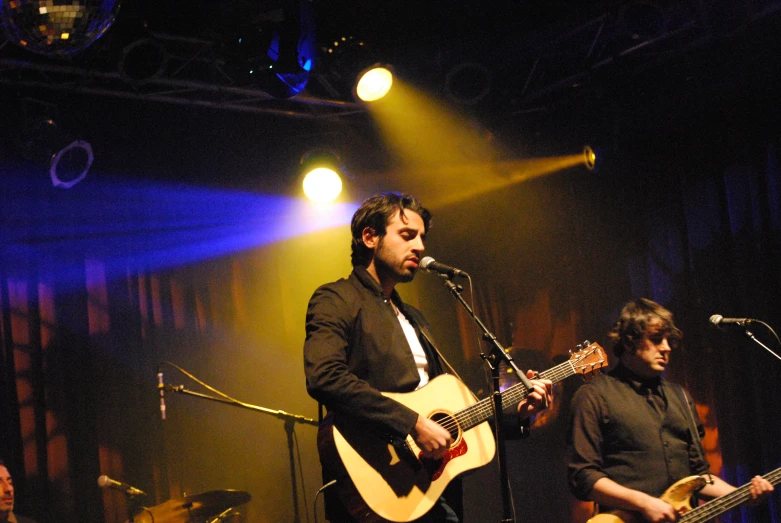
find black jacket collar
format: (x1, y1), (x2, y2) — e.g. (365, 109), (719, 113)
(353, 265), (402, 304)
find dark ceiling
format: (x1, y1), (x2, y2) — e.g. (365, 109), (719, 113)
(2, 0), (781, 191)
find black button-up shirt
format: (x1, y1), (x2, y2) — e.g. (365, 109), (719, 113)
(567, 364), (709, 505)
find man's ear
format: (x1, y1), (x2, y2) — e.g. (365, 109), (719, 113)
(362, 227), (379, 249)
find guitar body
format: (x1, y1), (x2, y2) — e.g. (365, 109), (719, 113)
(332, 374), (496, 522)
(317, 342), (607, 522)
(587, 475), (709, 523)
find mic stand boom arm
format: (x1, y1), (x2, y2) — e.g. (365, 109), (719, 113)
(159, 382), (317, 523)
(159, 383), (319, 426)
(436, 274), (533, 523)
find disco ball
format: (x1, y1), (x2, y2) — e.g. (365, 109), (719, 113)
(0, 0), (121, 56)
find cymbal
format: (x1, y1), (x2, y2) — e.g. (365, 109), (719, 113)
(135, 490), (251, 523)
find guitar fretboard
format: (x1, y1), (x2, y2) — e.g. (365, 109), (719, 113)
(681, 467), (781, 523)
(453, 359), (576, 432)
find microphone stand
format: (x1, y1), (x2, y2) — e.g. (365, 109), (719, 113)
(126, 493), (149, 523)
(741, 324), (781, 362)
(160, 383), (318, 523)
(436, 274), (534, 523)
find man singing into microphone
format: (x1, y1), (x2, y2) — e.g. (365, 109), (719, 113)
(567, 298), (773, 523)
(304, 192), (553, 522)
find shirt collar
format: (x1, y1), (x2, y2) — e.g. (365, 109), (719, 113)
(612, 362), (664, 394)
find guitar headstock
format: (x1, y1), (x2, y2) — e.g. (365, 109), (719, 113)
(569, 340), (608, 377)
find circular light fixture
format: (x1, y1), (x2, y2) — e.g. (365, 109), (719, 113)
(583, 146), (597, 171)
(303, 167), (343, 203)
(444, 62), (492, 106)
(50, 140), (93, 189)
(354, 65), (393, 102)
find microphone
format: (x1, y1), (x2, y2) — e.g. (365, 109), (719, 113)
(419, 257), (469, 278)
(97, 475), (147, 497)
(709, 314), (755, 328)
(158, 367), (166, 420)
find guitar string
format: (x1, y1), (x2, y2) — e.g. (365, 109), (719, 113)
(442, 361), (574, 434)
(405, 352), (604, 455)
(424, 354), (603, 437)
(454, 358), (584, 430)
(681, 468), (781, 522)
(407, 363), (572, 449)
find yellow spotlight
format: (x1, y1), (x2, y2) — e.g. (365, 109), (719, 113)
(355, 65), (393, 102)
(303, 167), (343, 203)
(583, 145), (597, 171)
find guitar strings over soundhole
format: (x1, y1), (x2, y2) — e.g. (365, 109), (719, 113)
(430, 411), (461, 446)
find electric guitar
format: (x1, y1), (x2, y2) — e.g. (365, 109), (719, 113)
(588, 467), (781, 523)
(321, 341), (607, 522)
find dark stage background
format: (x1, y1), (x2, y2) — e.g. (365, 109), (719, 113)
(2, 4), (781, 522)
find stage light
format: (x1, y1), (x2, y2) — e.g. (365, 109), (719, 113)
(300, 150), (343, 203)
(443, 62), (492, 106)
(313, 36), (395, 102)
(354, 65), (393, 102)
(302, 167), (342, 203)
(583, 145), (598, 171)
(16, 113), (93, 188)
(223, 0), (316, 98)
(50, 139), (93, 189)
(118, 37), (168, 80)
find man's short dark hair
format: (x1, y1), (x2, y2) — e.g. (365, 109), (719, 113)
(350, 192), (432, 267)
(609, 298), (683, 357)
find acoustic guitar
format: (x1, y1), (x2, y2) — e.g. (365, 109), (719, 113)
(322, 341), (607, 522)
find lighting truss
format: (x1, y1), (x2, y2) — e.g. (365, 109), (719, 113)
(0, 32), (365, 118)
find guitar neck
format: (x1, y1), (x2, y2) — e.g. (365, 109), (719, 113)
(455, 359), (577, 432)
(682, 467), (781, 523)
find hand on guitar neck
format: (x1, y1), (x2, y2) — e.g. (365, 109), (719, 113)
(516, 369), (554, 419)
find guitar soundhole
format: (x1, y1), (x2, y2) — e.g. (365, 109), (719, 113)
(430, 411), (460, 443)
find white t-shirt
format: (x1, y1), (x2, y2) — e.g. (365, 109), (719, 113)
(397, 307), (429, 388)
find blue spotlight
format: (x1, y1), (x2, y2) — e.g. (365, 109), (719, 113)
(0, 168), (358, 290)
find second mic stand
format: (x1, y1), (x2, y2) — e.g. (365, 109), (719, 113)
(160, 383), (318, 523)
(741, 323), (781, 362)
(437, 274), (534, 523)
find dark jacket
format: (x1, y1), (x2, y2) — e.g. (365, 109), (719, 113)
(304, 266), (446, 440)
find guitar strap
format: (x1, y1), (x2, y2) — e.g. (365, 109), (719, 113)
(670, 382), (714, 485)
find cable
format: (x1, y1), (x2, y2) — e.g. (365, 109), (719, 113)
(313, 480), (337, 523)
